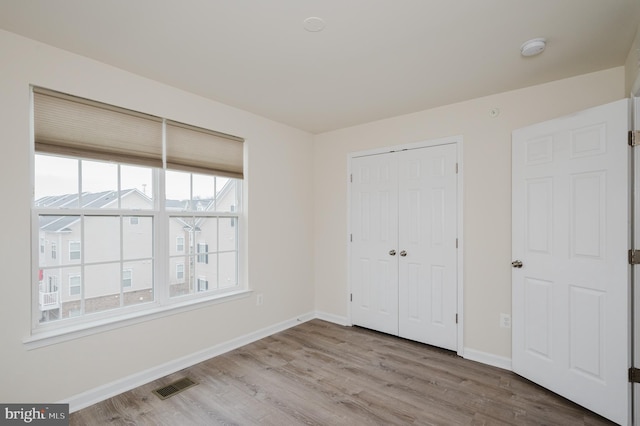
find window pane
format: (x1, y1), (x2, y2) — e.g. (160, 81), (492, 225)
(169, 217), (192, 256)
(169, 258), (190, 297)
(35, 154), (79, 205)
(121, 165), (153, 209)
(165, 170), (190, 210)
(81, 160), (118, 208)
(195, 257), (217, 290)
(84, 216), (120, 263)
(38, 215), (81, 267)
(123, 216), (153, 259)
(216, 178), (238, 213)
(193, 174), (215, 208)
(219, 252), (238, 288)
(123, 261), (153, 307)
(38, 266), (75, 323)
(84, 263), (120, 314)
(219, 218), (236, 252)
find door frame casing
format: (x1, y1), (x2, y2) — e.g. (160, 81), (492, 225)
(346, 135), (464, 356)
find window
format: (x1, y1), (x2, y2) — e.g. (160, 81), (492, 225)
(197, 242), (209, 264)
(197, 277), (209, 292)
(122, 269), (133, 288)
(32, 87), (244, 335)
(69, 241), (81, 261)
(69, 275), (81, 296)
(176, 263), (185, 282)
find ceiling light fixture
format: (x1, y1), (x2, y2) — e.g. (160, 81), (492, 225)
(520, 38), (546, 57)
(303, 17), (325, 32)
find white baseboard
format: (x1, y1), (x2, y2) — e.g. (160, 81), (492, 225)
(463, 347), (512, 371)
(314, 311), (350, 326)
(64, 311), (316, 412)
(64, 312), (513, 413)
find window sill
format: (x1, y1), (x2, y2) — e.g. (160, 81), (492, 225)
(23, 289), (252, 350)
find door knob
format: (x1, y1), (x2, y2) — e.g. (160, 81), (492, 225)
(511, 260), (523, 268)
(400, 250), (407, 257)
(389, 250), (396, 256)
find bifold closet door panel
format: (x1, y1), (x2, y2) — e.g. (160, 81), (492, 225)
(397, 145), (458, 350)
(350, 153), (399, 335)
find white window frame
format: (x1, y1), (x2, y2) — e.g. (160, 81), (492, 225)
(29, 90), (247, 348)
(69, 241), (81, 261)
(196, 242), (209, 264)
(69, 274), (81, 296)
(176, 236), (185, 252)
(197, 277), (209, 292)
(122, 269), (133, 288)
(176, 263), (185, 282)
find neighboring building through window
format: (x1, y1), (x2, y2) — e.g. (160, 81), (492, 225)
(69, 275), (81, 296)
(176, 236), (184, 252)
(176, 263), (185, 282)
(196, 242), (209, 264)
(122, 269), (133, 288)
(51, 242), (57, 260)
(197, 277), (208, 292)
(69, 241), (80, 261)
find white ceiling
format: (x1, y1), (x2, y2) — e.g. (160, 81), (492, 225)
(0, 0), (639, 134)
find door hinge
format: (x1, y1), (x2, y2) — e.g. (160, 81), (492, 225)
(629, 130), (640, 147)
(455, 313), (458, 324)
(629, 249), (640, 265)
(456, 238), (458, 249)
(350, 234), (353, 242)
(350, 174), (353, 183)
(455, 163), (459, 174)
(629, 367), (640, 383)
(350, 293), (353, 302)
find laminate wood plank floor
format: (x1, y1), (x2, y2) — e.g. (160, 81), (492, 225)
(70, 319), (616, 425)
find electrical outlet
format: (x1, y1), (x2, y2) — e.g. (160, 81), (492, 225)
(256, 293), (264, 306)
(500, 313), (511, 329)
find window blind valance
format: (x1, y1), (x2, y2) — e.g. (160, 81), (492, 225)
(166, 120), (244, 179)
(33, 87), (164, 168)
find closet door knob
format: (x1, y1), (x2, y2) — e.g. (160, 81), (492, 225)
(400, 250), (407, 257)
(389, 250), (396, 256)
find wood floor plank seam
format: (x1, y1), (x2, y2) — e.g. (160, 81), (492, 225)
(70, 320), (617, 425)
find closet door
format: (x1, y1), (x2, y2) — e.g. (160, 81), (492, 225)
(398, 145), (458, 350)
(350, 153), (399, 335)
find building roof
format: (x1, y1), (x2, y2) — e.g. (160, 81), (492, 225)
(37, 189), (147, 232)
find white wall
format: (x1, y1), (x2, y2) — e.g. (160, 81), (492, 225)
(625, 23), (640, 95)
(0, 30), (315, 404)
(313, 67), (625, 359)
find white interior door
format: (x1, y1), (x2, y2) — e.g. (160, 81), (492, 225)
(512, 99), (629, 425)
(398, 145), (458, 350)
(634, 96), (640, 424)
(350, 153), (399, 335)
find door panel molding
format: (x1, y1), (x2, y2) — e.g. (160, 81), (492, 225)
(347, 135), (463, 355)
(512, 99), (629, 424)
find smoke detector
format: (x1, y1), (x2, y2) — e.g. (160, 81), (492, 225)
(520, 38), (546, 57)
(303, 17), (325, 32)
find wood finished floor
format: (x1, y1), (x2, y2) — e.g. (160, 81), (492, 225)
(70, 320), (616, 425)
